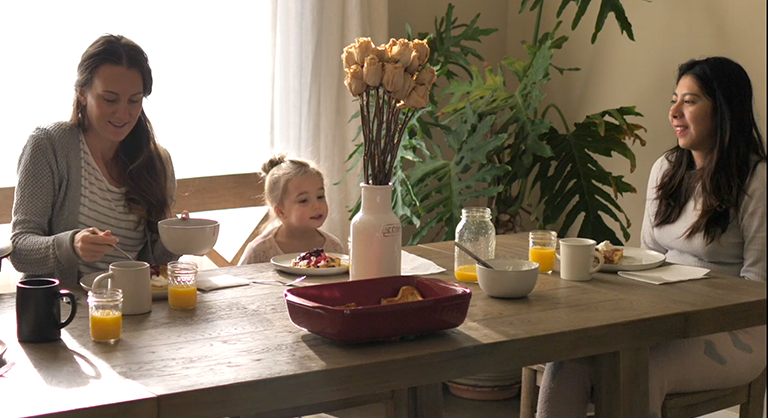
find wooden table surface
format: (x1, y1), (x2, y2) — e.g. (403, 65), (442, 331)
(0, 233), (765, 418)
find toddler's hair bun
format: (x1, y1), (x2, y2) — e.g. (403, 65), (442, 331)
(261, 153), (288, 176)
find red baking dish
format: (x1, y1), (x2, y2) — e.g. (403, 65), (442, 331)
(284, 276), (472, 343)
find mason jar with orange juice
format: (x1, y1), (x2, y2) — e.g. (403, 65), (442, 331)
(529, 230), (557, 273)
(454, 207), (495, 282)
(88, 288), (123, 343)
(168, 261), (198, 310)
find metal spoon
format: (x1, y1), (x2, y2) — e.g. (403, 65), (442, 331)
(87, 227), (134, 261)
(251, 275), (308, 287)
(454, 242), (495, 269)
(111, 245), (135, 261)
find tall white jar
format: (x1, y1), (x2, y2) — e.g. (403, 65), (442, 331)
(349, 183), (402, 280)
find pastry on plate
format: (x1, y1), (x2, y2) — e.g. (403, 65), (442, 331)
(596, 240), (624, 265)
(150, 264), (169, 290)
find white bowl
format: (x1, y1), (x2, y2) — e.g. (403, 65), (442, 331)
(476, 259), (539, 298)
(158, 218), (219, 255)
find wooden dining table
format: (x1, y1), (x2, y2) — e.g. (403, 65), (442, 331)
(0, 233), (765, 418)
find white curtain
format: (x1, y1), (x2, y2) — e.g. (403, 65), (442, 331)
(269, 0), (388, 248)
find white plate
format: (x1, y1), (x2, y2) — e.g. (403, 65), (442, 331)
(600, 247), (666, 272)
(80, 272), (168, 300)
(271, 253), (350, 276)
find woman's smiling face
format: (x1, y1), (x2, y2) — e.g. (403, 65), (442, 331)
(669, 75), (716, 167)
(79, 64), (144, 145)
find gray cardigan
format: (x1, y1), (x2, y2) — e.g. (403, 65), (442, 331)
(10, 122), (178, 289)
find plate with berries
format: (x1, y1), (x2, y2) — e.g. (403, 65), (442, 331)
(271, 248), (349, 276)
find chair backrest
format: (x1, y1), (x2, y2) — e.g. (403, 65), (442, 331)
(172, 173), (267, 266)
(0, 173), (266, 267)
(0, 187), (13, 225)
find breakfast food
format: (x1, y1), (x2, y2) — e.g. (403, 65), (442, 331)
(335, 286), (426, 308)
(149, 264), (169, 290)
(596, 240), (624, 265)
(292, 248), (342, 268)
(381, 286), (424, 305)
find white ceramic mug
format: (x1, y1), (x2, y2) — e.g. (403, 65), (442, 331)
(557, 238), (604, 281)
(92, 261), (152, 315)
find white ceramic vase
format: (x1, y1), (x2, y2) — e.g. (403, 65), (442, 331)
(349, 183), (402, 280)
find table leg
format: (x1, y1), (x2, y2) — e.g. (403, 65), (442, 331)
(388, 383), (443, 418)
(594, 347), (650, 418)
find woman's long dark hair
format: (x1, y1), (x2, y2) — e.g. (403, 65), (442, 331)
(654, 57), (766, 243)
(70, 34), (171, 232)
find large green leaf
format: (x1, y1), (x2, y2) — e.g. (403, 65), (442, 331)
(532, 107), (645, 244)
(554, 0), (635, 43)
(404, 106), (510, 244)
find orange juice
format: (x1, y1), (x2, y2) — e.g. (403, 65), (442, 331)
(529, 246), (556, 273)
(169, 285), (198, 310)
(90, 309), (122, 343)
(455, 264), (478, 282)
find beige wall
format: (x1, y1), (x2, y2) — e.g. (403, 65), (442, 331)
(391, 0), (767, 246)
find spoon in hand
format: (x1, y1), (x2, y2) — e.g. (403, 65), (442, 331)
(87, 227), (134, 261)
(454, 242), (494, 269)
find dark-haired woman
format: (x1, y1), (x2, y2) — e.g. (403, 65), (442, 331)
(536, 56), (766, 417)
(11, 34), (179, 289)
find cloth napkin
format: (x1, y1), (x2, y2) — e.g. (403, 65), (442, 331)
(617, 265), (710, 285)
(196, 271), (250, 291)
(401, 250), (446, 276)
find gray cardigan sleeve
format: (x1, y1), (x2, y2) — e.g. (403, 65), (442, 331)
(10, 126), (80, 278)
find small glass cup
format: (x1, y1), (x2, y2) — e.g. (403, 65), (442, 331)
(168, 261), (198, 310)
(88, 288), (123, 344)
(529, 230), (557, 274)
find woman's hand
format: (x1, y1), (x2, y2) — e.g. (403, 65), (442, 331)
(74, 227), (119, 262)
(181, 210), (190, 220)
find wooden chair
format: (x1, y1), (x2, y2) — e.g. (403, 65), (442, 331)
(0, 241), (10, 272)
(520, 364), (767, 418)
(172, 173), (266, 267)
(0, 172), (266, 268)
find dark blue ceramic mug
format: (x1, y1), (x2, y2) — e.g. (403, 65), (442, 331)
(16, 278), (77, 343)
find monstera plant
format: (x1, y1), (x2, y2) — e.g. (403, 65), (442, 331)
(344, 0), (646, 245)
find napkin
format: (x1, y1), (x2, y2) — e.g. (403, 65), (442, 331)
(401, 250), (446, 276)
(617, 265), (710, 285)
(196, 272), (250, 291)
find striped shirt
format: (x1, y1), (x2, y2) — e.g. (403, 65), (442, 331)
(77, 133), (145, 276)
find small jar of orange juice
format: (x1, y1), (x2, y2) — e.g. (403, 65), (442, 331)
(529, 230), (557, 273)
(454, 207), (495, 282)
(168, 261), (198, 310)
(88, 288), (123, 344)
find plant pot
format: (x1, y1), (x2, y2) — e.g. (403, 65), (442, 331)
(349, 183), (401, 280)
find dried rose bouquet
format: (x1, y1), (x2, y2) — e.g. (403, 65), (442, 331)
(342, 37), (437, 185)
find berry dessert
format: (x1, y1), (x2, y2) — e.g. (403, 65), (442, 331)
(596, 240), (624, 265)
(150, 264), (169, 290)
(291, 248), (342, 268)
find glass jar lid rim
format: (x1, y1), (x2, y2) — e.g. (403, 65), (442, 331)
(88, 288), (123, 301)
(460, 207), (492, 218)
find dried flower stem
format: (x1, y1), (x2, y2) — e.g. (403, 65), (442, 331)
(358, 86), (413, 185)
